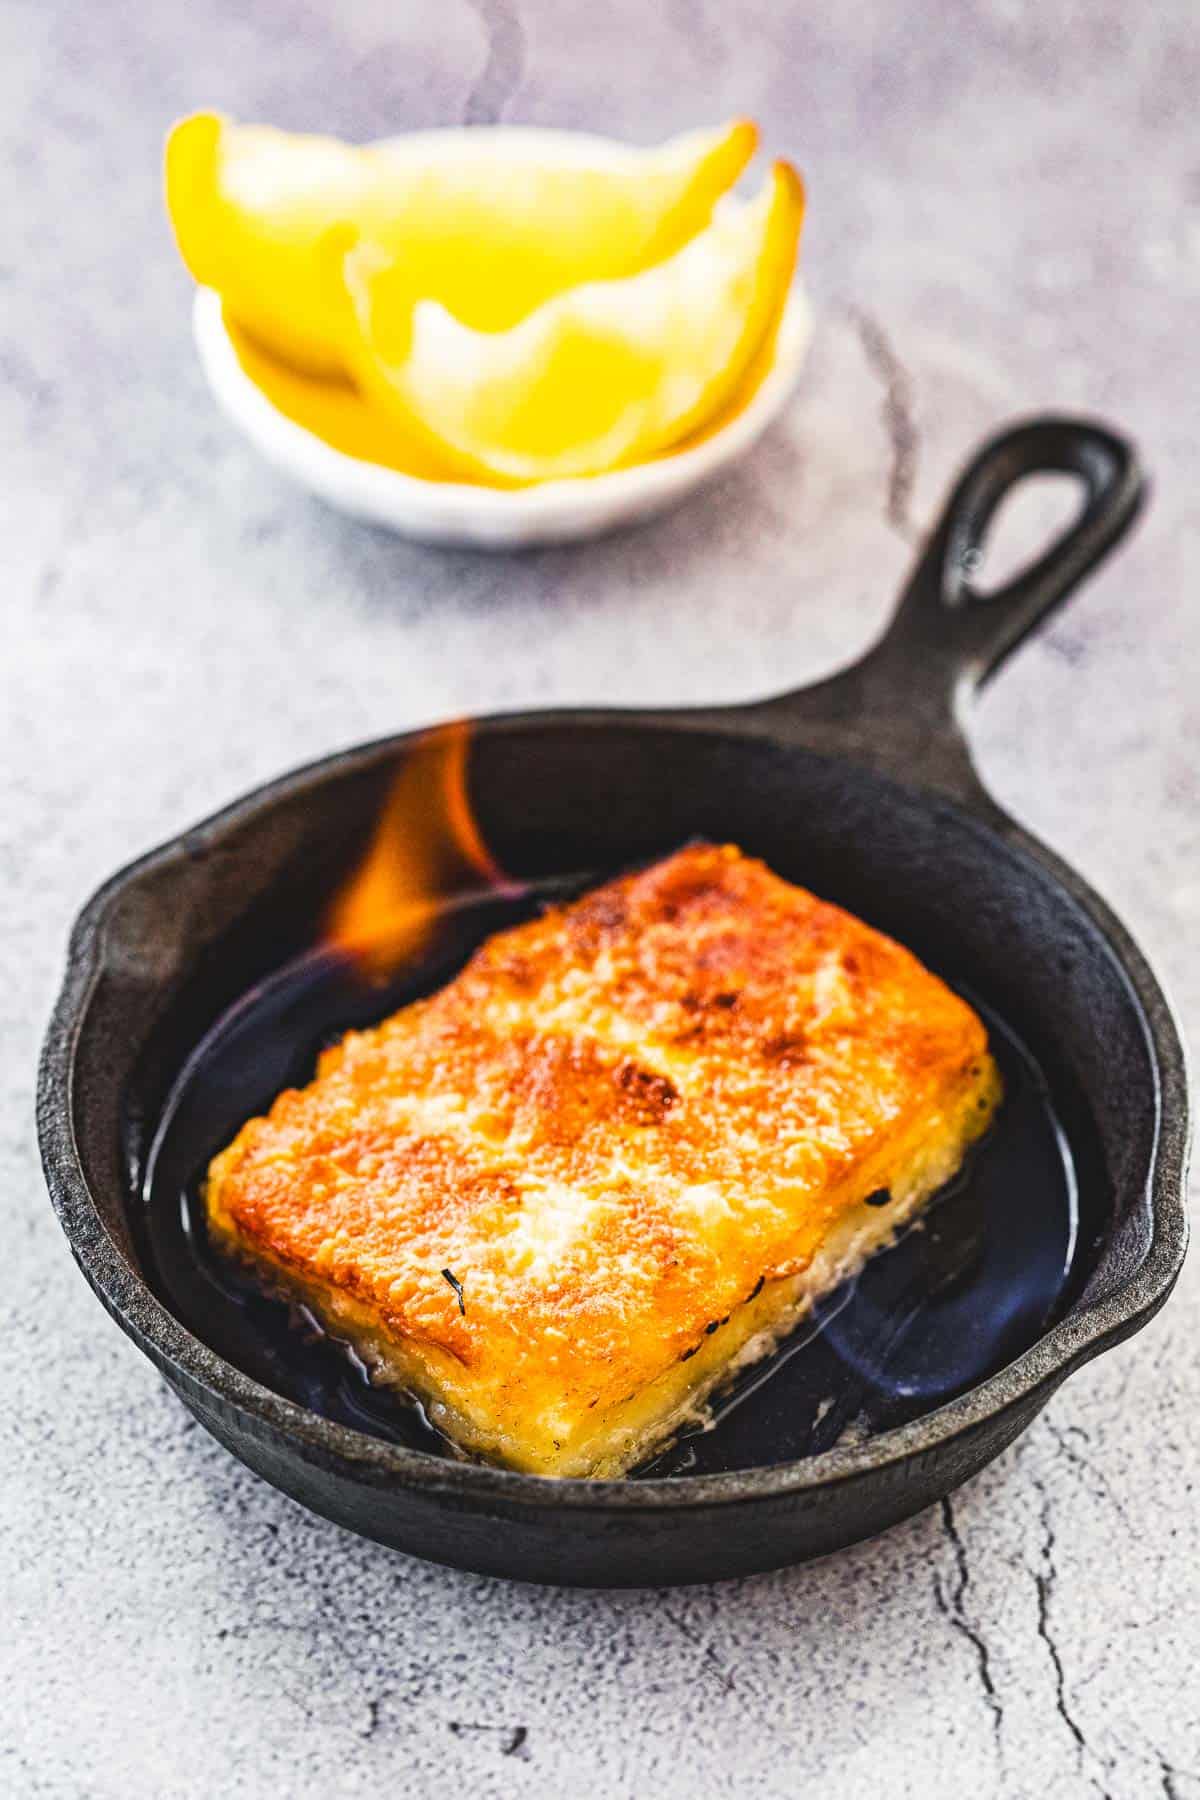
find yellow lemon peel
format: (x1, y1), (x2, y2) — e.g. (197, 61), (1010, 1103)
(166, 112), (758, 378)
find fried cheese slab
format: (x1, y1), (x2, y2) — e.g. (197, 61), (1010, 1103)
(206, 845), (1001, 1477)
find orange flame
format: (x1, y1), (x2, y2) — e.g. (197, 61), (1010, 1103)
(326, 720), (519, 979)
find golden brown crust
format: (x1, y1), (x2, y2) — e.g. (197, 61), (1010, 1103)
(207, 845), (999, 1472)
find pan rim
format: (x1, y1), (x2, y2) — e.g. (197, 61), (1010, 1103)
(37, 708), (1191, 1514)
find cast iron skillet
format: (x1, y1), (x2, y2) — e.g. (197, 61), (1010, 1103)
(39, 416), (1189, 1587)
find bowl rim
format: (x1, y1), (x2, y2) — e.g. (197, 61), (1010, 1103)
(37, 713), (1191, 1513)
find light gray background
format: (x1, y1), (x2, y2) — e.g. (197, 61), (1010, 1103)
(3, 1), (1197, 1795)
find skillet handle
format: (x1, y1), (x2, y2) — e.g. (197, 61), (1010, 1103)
(876, 414), (1143, 695)
(751, 415), (1145, 803)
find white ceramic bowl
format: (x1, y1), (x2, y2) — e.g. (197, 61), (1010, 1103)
(190, 122), (810, 547)
(193, 286), (810, 549)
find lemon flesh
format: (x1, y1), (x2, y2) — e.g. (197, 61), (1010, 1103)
(166, 113), (758, 377)
(335, 162), (804, 486)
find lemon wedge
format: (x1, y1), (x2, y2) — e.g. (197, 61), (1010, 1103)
(331, 161), (804, 486)
(165, 113), (758, 377)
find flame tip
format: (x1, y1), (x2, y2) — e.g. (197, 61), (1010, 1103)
(324, 718), (514, 980)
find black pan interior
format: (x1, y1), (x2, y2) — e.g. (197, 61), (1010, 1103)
(97, 719), (1156, 1475)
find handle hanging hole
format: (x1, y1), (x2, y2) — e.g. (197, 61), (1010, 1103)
(962, 471), (1087, 603)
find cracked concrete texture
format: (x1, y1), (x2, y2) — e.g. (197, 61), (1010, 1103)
(462, 0), (525, 126)
(2, 0), (1198, 1795)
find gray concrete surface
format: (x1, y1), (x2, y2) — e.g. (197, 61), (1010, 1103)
(3, 1), (1198, 1794)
